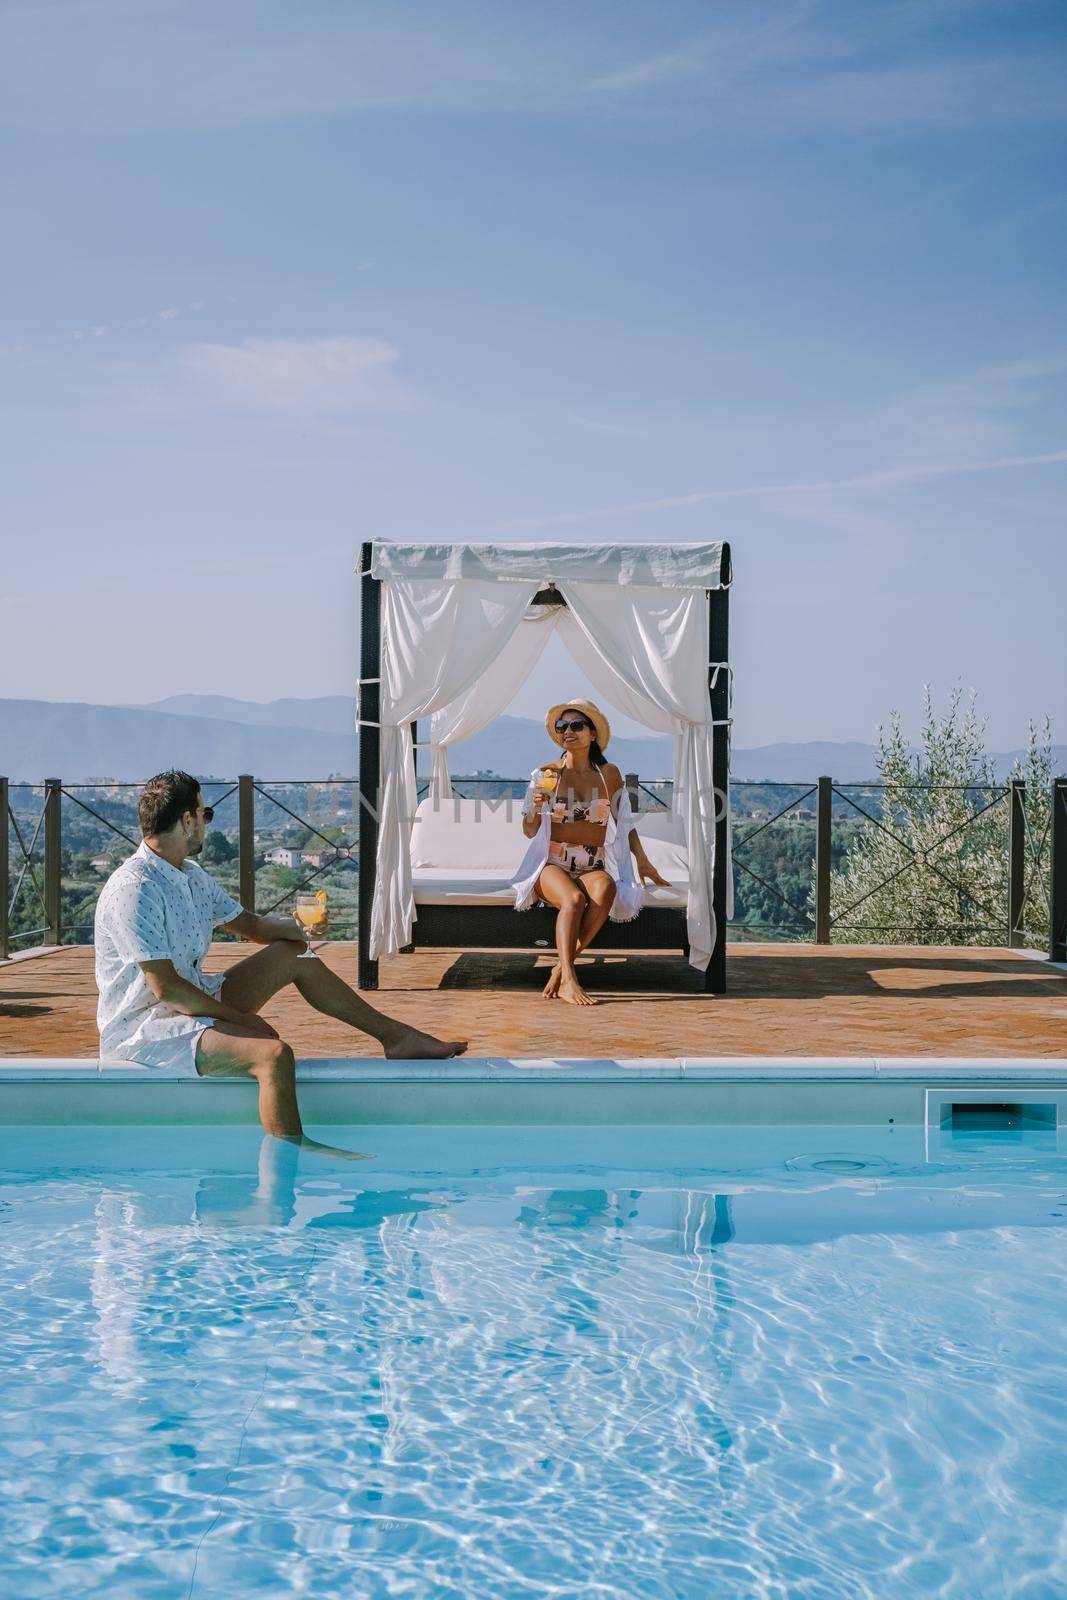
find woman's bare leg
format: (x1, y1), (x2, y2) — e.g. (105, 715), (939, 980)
(544, 872), (616, 998)
(535, 865), (595, 1006)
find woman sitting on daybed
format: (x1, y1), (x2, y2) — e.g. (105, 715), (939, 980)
(512, 699), (668, 1007)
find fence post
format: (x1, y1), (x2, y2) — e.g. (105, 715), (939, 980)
(0, 778), (8, 961)
(1008, 778), (1026, 948)
(625, 772), (640, 814)
(358, 540), (382, 991)
(238, 775), (256, 913)
(44, 778), (62, 947)
(815, 776), (832, 944)
(1051, 777), (1067, 965)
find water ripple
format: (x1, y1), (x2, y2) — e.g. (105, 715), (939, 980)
(1, 1132), (1066, 1599)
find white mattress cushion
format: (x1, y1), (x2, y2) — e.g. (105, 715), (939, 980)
(411, 874), (688, 908)
(412, 878), (523, 906)
(408, 796), (689, 904)
(411, 865), (517, 881)
(641, 881), (688, 907)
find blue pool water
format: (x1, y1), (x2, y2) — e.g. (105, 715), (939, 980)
(2, 1123), (1066, 1600)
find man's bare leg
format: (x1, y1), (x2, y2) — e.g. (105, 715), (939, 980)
(544, 873), (616, 999)
(219, 942), (466, 1058)
(196, 1023), (371, 1157)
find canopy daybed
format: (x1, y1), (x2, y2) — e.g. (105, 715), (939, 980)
(356, 539), (733, 993)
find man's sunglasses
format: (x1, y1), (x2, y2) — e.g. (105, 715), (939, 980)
(554, 717), (591, 734)
(200, 805), (214, 824)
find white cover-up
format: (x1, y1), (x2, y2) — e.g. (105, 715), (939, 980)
(510, 770), (644, 921)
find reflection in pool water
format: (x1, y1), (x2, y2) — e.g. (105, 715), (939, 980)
(1, 1124), (1066, 1599)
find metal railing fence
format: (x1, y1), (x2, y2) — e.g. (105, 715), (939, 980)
(820, 780), (1015, 946)
(2, 772), (1064, 960)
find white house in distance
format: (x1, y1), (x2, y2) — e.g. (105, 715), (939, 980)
(264, 847), (303, 869)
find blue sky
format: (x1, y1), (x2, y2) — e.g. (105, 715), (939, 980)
(2, 0), (1065, 748)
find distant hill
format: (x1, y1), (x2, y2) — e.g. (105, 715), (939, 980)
(728, 741), (878, 783)
(139, 694), (356, 735)
(1, 698), (1060, 785)
(0, 700), (356, 782)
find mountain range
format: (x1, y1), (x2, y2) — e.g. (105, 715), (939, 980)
(1, 696), (1061, 785)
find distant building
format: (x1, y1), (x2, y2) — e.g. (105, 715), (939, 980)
(264, 847), (302, 869)
(90, 853), (115, 873)
(302, 847), (338, 869)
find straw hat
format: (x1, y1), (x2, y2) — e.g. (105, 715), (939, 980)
(545, 699), (611, 751)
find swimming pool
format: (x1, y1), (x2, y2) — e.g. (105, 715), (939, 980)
(2, 1122), (1065, 1599)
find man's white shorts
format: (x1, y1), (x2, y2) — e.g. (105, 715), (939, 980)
(110, 973), (227, 1079)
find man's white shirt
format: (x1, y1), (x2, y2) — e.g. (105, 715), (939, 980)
(95, 841), (242, 1059)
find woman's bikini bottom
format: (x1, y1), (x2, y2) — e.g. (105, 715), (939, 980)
(546, 839), (607, 879)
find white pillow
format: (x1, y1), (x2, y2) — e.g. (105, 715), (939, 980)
(632, 808), (685, 845)
(638, 833), (689, 883)
(410, 797), (526, 870)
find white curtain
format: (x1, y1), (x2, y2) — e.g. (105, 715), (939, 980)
(369, 576), (539, 958)
(428, 602), (560, 799)
(556, 580), (730, 971)
(556, 607), (687, 811)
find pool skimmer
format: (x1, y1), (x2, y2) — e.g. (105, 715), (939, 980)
(925, 1088), (1067, 1160)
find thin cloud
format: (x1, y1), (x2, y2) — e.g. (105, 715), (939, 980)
(585, 41), (710, 94)
(506, 449), (1067, 529)
(182, 335), (410, 413)
(565, 413), (653, 440)
(860, 352), (1067, 469)
(585, 5), (816, 97)
(2, 0), (1063, 134)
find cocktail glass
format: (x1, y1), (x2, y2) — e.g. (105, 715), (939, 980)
(294, 890), (328, 958)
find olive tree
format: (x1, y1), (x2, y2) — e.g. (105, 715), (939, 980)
(821, 688), (1053, 947)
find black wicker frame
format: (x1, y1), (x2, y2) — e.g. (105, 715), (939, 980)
(408, 901), (689, 953)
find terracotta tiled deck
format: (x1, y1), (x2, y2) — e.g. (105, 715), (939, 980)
(2, 942), (1066, 1059)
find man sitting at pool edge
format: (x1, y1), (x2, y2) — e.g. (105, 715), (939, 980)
(94, 770), (467, 1146)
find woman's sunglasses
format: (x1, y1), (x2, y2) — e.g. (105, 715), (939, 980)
(554, 718), (591, 734)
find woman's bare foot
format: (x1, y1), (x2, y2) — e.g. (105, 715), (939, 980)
(384, 1026), (468, 1060)
(557, 975), (596, 1006)
(543, 962), (562, 999)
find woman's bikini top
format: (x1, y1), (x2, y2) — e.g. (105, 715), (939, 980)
(550, 764), (610, 826)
